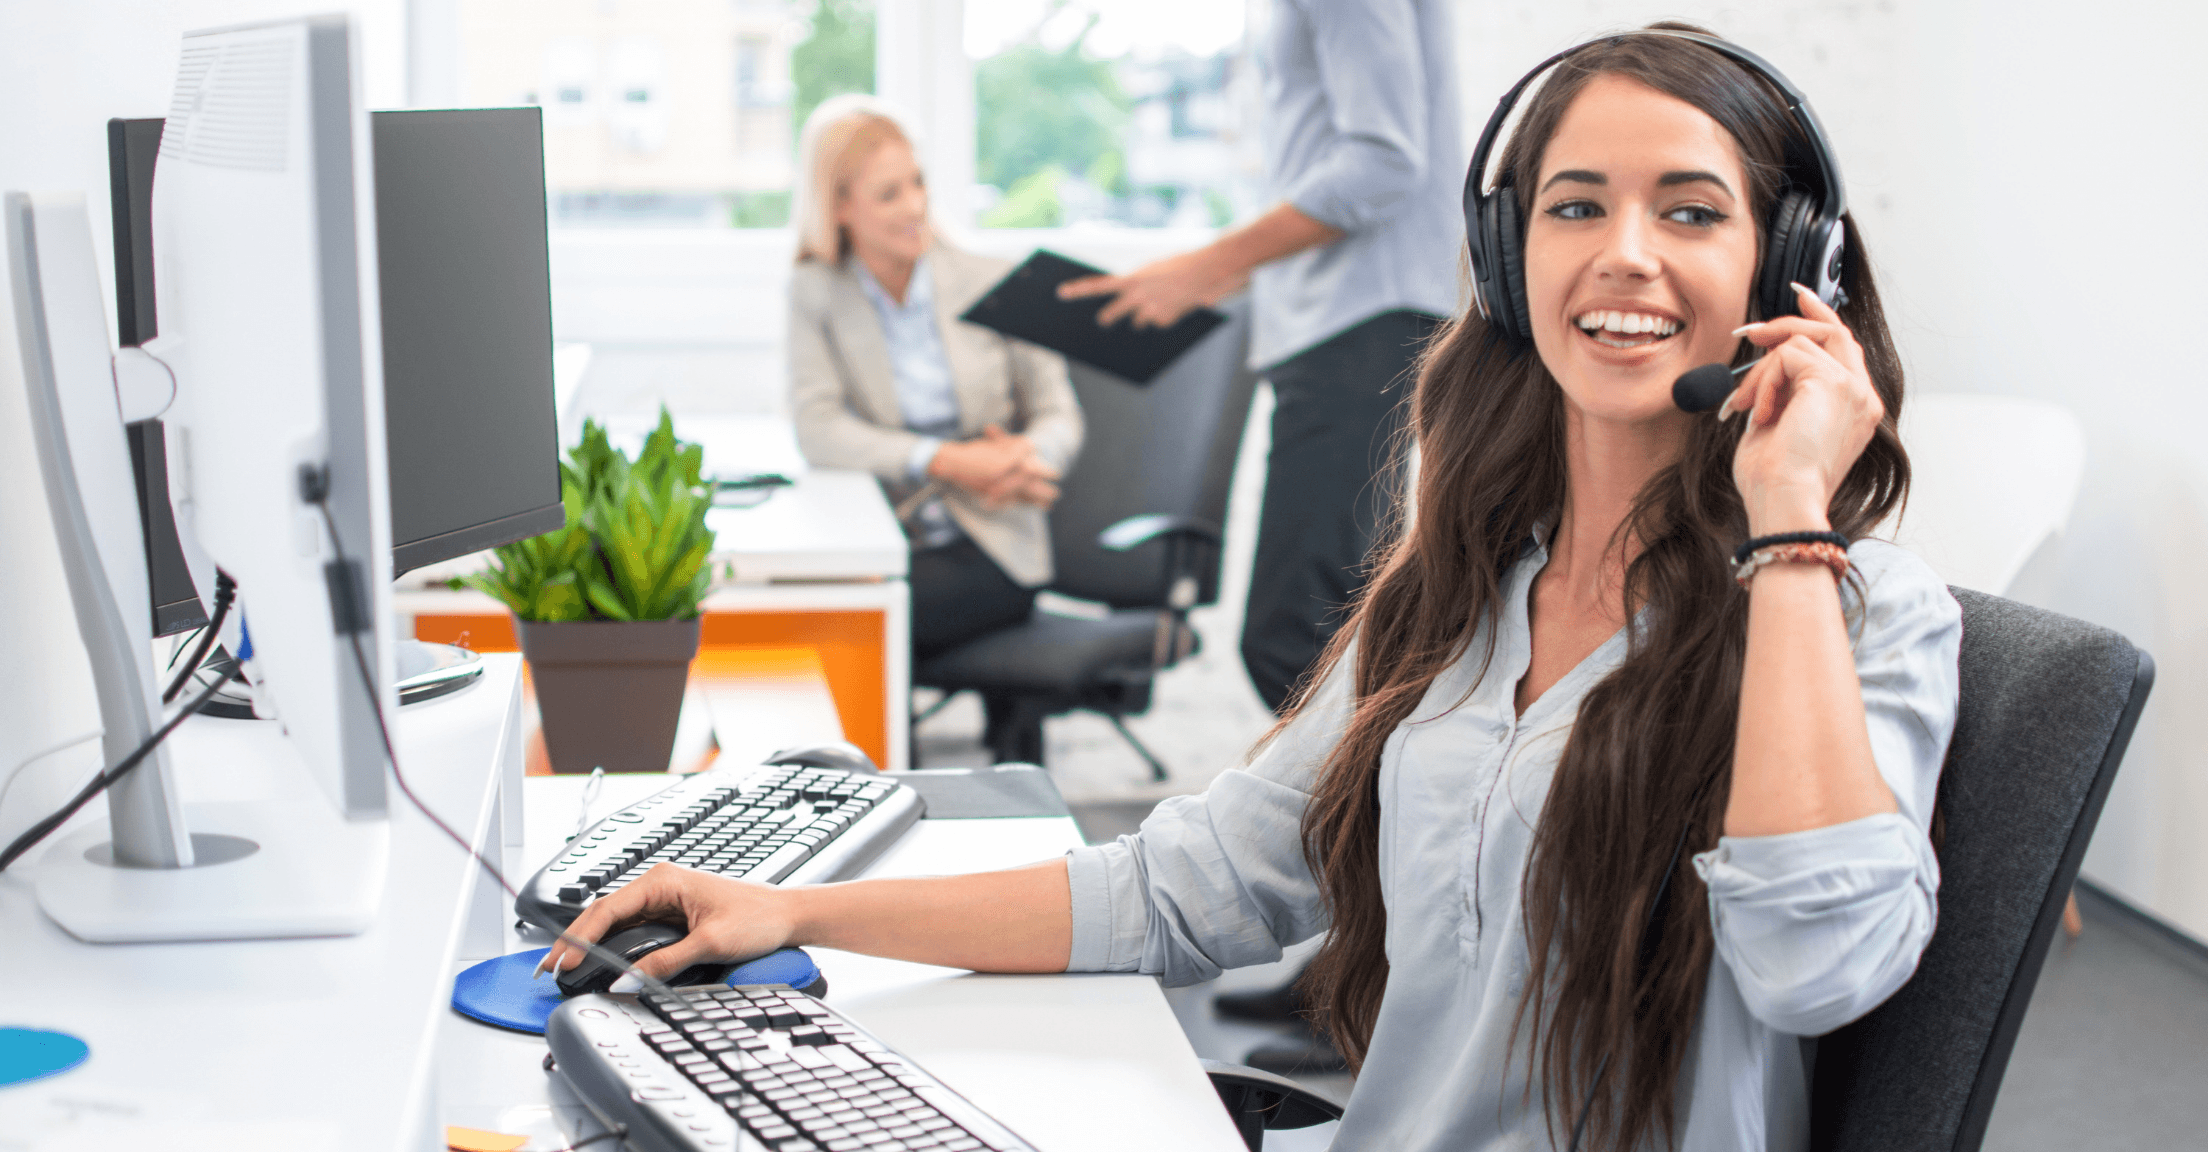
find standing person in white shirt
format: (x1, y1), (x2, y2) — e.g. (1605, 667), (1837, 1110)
(1057, 0), (1464, 1068)
(1059, 0), (1463, 718)
(786, 97), (1083, 754)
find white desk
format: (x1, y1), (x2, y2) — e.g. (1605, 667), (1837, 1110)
(0, 655), (526, 1152)
(437, 773), (1246, 1152)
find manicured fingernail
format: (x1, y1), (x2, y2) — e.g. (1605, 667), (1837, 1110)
(1716, 391), (1736, 420)
(609, 972), (642, 994)
(1790, 281), (1812, 295)
(1731, 323), (1762, 337)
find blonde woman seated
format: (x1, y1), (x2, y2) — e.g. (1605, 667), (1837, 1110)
(787, 96), (1083, 672)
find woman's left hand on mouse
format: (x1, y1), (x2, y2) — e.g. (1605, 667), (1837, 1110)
(538, 863), (794, 983)
(1721, 282), (1885, 535)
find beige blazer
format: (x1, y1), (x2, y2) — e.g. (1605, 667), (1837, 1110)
(788, 241), (1083, 588)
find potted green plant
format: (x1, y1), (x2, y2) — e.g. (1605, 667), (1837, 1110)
(464, 409), (716, 773)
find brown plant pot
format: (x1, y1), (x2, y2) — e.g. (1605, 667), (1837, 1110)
(516, 617), (701, 774)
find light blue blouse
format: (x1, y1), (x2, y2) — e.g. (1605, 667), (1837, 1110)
(1065, 537), (1961, 1151)
(851, 255), (961, 548)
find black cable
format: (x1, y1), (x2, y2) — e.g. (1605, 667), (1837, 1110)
(0, 671), (229, 873)
(162, 573), (236, 704)
(164, 627), (204, 671)
(303, 487), (685, 1008)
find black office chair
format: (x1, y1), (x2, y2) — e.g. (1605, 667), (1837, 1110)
(1808, 587), (2154, 1151)
(914, 295), (1259, 780)
(1193, 588), (2156, 1150)
(1201, 1059), (1342, 1150)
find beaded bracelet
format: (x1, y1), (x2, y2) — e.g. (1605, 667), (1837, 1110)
(1731, 530), (1850, 566)
(1733, 541), (1851, 588)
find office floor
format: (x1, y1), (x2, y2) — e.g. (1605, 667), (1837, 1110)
(585, 347), (2208, 1149)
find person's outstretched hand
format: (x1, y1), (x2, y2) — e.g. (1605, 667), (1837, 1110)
(1057, 248), (1247, 330)
(537, 863), (794, 985)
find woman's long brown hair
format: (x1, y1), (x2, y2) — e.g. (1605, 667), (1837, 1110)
(1287, 26), (1911, 1152)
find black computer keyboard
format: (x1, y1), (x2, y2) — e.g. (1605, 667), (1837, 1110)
(519, 763), (925, 928)
(548, 985), (1037, 1152)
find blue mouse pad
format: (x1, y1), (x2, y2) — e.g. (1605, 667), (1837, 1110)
(0, 1027), (90, 1087)
(452, 946), (824, 1035)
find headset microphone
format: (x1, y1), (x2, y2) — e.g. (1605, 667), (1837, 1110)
(1672, 361), (1753, 414)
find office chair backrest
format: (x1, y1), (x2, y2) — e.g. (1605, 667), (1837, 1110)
(1807, 588), (2153, 1152)
(1048, 294), (1257, 609)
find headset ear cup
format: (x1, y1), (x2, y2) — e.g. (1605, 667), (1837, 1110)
(1494, 189), (1533, 343)
(1472, 191), (1503, 329)
(1758, 192), (1813, 320)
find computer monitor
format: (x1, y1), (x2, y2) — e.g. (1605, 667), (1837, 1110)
(105, 107), (562, 611)
(10, 14), (393, 942)
(373, 108), (564, 574)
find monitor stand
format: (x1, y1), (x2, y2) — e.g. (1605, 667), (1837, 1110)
(34, 802), (389, 943)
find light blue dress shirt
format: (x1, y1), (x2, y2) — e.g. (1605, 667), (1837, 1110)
(1065, 537), (1962, 1151)
(852, 255), (962, 548)
(1250, 0), (1466, 369)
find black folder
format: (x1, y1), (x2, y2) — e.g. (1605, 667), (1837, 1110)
(959, 249), (1227, 385)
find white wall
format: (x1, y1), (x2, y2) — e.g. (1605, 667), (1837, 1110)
(0, 0), (403, 848)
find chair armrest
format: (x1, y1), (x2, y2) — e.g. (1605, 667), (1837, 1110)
(1097, 513), (1222, 552)
(1200, 1058), (1344, 1151)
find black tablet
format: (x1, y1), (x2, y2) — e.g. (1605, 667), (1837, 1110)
(959, 249), (1227, 385)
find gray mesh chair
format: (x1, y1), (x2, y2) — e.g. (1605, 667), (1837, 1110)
(914, 296), (1258, 779)
(1808, 587), (2153, 1151)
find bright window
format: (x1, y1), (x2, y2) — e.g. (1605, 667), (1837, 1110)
(965, 0), (1258, 229)
(455, 0), (874, 228)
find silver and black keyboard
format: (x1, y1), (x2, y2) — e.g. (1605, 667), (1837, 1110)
(519, 762), (925, 928)
(548, 985), (1037, 1152)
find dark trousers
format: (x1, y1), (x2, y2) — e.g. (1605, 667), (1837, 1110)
(1240, 310), (1438, 712)
(910, 537), (1044, 762)
(910, 536), (1035, 662)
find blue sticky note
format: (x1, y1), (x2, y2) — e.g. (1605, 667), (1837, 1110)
(0, 1028), (90, 1088)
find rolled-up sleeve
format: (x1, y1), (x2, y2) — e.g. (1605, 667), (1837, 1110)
(1278, 0), (1430, 233)
(1065, 654), (1352, 985)
(1695, 542), (1962, 1036)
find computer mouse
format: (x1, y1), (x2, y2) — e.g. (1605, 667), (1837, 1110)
(765, 741), (878, 775)
(555, 922), (738, 998)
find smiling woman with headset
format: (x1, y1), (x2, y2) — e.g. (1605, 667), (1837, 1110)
(546, 25), (1961, 1151)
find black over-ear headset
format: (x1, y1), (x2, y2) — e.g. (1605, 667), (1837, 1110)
(1463, 30), (1849, 346)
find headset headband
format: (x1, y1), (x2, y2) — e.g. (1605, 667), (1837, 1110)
(1466, 30), (1845, 217)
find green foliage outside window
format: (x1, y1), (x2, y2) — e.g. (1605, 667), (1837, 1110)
(730, 190), (793, 228)
(974, 23), (1129, 228)
(792, 0), (875, 137)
